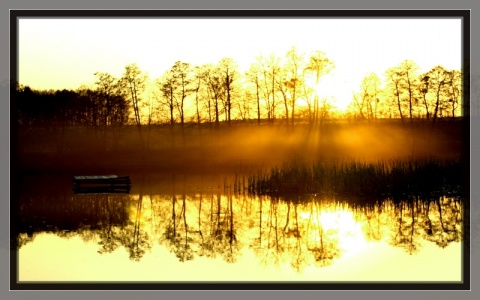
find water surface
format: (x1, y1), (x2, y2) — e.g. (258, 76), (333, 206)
(15, 173), (464, 283)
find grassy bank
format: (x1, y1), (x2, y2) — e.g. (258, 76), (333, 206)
(246, 158), (465, 202)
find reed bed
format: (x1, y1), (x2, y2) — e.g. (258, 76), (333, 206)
(246, 158), (464, 202)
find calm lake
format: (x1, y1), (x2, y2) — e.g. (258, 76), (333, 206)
(14, 171), (464, 283)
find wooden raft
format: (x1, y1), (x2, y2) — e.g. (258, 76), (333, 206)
(73, 175), (131, 194)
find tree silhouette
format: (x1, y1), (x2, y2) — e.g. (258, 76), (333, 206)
(257, 54), (282, 124)
(445, 69), (462, 119)
(425, 65), (450, 126)
(97, 195), (129, 255)
(120, 63), (147, 130)
(399, 60), (421, 123)
(418, 74), (431, 120)
(284, 47), (304, 127)
(353, 72), (382, 122)
(16, 177), (465, 276)
(423, 196), (462, 248)
(176, 194), (195, 262)
(385, 66), (406, 122)
(202, 64), (224, 127)
(157, 69), (177, 126)
(306, 200), (341, 268)
(171, 61), (193, 128)
(93, 72), (129, 150)
(192, 66), (205, 127)
(218, 58), (239, 126)
(245, 61), (263, 125)
(304, 50), (335, 126)
(119, 194), (152, 261)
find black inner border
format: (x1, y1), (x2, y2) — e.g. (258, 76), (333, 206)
(9, 9), (471, 291)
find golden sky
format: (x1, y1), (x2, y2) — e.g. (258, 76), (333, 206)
(18, 18), (462, 110)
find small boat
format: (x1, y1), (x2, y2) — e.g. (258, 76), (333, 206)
(73, 175), (131, 194)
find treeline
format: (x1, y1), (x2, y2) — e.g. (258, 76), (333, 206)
(15, 47), (464, 129)
(16, 86), (129, 128)
(351, 60), (464, 125)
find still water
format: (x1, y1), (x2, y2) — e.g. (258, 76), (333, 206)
(15, 173), (464, 283)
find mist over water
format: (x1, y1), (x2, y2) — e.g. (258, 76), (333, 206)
(13, 119), (466, 284)
(17, 120), (462, 175)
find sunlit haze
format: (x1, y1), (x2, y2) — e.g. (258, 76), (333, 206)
(14, 14), (467, 286)
(18, 18), (462, 111)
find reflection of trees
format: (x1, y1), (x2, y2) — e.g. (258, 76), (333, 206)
(288, 200), (309, 272)
(159, 183), (241, 263)
(96, 195), (129, 255)
(166, 194), (194, 262)
(357, 202), (384, 242)
(260, 197), (285, 267)
(249, 195), (266, 259)
(191, 193), (207, 257)
(159, 174), (193, 262)
(16, 175), (131, 249)
(16, 233), (35, 249)
(306, 200), (341, 268)
(386, 195), (462, 254)
(422, 196), (462, 248)
(162, 195), (192, 262)
(253, 195), (342, 273)
(390, 198), (421, 254)
(18, 174), (464, 272)
(222, 192), (240, 262)
(179, 194), (195, 262)
(64, 193), (135, 259)
(123, 194), (152, 261)
(16, 175), (72, 249)
(203, 191), (240, 263)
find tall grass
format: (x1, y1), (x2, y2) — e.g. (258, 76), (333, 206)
(247, 158), (464, 202)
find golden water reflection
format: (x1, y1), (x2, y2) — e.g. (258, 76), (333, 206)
(17, 185), (463, 280)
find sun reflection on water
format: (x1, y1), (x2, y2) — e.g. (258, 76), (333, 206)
(300, 209), (369, 258)
(16, 178), (464, 282)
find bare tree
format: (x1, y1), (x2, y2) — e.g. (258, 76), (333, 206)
(353, 72), (382, 122)
(238, 89), (254, 121)
(202, 64), (224, 127)
(156, 70), (177, 126)
(445, 69), (462, 119)
(258, 54), (282, 124)
(218, 58), (238, 126)
(276, 67), (290, 126)
(304, 50), (334, 126)
(284, 47), (305, 127)
(400, 60), (420, 123)
(426, 65), (450, 126)
(171, 61), (193, 128)
(93, 72), (128, 150)
(418, 73), (431, 120)
(192, 66), (204, 127)
(120, 63), (147, 130)
(385, 65), (406, 122)
(246, 61), (263, 125)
